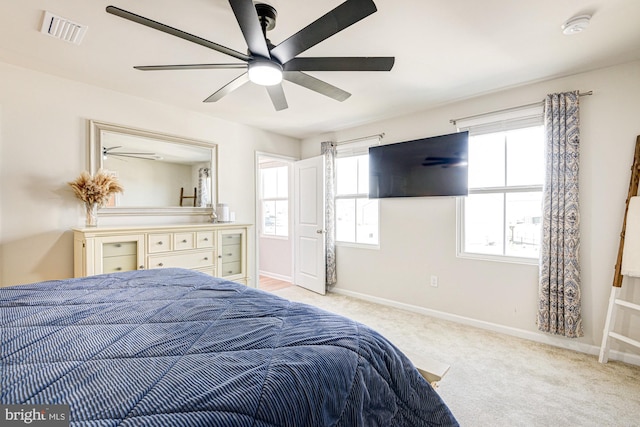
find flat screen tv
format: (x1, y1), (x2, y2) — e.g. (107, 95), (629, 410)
(369, 131), (469, 198)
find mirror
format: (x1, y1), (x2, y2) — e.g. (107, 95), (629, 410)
(89, 120), (217, 216)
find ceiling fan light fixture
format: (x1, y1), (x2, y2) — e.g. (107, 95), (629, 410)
(248, 60), (283, 86)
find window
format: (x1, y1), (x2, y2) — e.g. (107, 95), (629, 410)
(335, 152), (379, 246)
(460, 125), (544, 261)
(260, 164), (288, 237)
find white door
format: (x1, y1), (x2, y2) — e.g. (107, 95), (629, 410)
(294, 155), (326, 295)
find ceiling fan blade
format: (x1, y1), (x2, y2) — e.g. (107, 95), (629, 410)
(106, 6), (250, 62)
(109, 151), (157, 155)
(284, 71), (351, 102)
(134, 64), (247, 71)
(284, 57), (395, 72)
(266, 84), (288, 111)
(109, 153), (160, 160)
(270, 0), (377, 64)
(203, 73), (251, 102)
(229, 0), (270, 58)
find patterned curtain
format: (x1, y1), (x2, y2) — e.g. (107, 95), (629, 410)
(321, 141), (337, 286)
(537, 90), (583, 338)
(197, 168), (211, 207)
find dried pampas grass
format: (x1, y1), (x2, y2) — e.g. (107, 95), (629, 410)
(68, 169), (123, 207)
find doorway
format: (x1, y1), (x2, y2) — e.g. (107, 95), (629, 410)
(255, 153), (295, 291)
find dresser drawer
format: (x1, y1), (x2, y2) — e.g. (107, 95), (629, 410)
(220, 244), (241, 262)
(196, 231), (215, 248)
(102, 241), (137, 257)
(221, 233), (242, 245)
(148, 234), (171, 253)
(103, 255), (137, 273)
(221, 261), (241, 276)
(174, 232), (195, 251)
(148, 250), (215, 270)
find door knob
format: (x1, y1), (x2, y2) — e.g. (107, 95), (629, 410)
(316, 229), (325, 234)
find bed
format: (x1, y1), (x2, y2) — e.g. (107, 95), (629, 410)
(1, 268), (458, 426)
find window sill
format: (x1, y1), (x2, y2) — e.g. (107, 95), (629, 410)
(336, 241), (380, 250)
(260, 234), (289, 241)
(457, 251), (539, 265)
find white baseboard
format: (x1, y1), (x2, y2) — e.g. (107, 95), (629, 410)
(330, 288), (640, 367)
(258, 271), (293, 283)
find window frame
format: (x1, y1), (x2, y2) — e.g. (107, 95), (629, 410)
(456, 112), (544, 264)
(259, 164), (289, 239)
(457, 185), (543, 265)
(335, 140), (380, 249)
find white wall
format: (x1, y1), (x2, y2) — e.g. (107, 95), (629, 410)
(302, 60), (640, 363)
(107, 157), (193, 207)
(0, 104), (3, 277)
(0, 61), (300, 287)
(259, 236), (293, 281)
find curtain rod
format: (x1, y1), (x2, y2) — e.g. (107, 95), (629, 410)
(449, 91), (593, 126)
(336, 132), (385, 146)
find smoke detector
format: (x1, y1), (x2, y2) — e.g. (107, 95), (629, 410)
(40, 11), (87, 45)
(561, 15), (591, 35)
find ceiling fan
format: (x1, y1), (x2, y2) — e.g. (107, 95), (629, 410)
(106, 0), (395, 111)
(103, 146), (162, 161)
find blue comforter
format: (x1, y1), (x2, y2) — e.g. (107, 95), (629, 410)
(1, 268), (457, 426)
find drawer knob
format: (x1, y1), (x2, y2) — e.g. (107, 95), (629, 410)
(139, 266), (144, 269)
(157, 241), (163, 245)
(115, 243), (122, 248)
(158, 262), (164, 267)
(204, 238), (209, 241)
(182, 239), (187, 243)
(204, 257), (209, 261)
(218, 255), (222, 259)
(115, 267), (122, 271)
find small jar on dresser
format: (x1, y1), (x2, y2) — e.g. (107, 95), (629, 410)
(73, 223), (250, 285)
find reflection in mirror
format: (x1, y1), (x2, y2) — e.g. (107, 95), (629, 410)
(89, 120), (217, 215)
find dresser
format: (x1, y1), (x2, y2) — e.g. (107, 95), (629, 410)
(73, 224), (250, 285)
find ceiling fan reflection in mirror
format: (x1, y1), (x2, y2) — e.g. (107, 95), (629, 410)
(103, 146), (162, 161)
(106, 0), (395, 111)
(422, 155), (468, 168)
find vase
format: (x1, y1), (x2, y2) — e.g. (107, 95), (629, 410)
(85, 203), (98, 227)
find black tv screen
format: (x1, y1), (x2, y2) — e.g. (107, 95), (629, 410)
(369, 131), (469, 198)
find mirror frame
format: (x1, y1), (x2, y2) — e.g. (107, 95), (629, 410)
(89, 120), (218, 217)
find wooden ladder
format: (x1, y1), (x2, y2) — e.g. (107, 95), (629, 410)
(599, 135), (640, 363)
(180, 187), (197, 207)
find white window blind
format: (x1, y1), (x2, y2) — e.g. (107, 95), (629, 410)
(336, 137), (380, 157)
(455, 104), (543, 136)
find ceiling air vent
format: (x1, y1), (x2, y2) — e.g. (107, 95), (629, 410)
(40, 11), (87, 45)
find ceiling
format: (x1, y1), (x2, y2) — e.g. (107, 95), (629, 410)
(1, 0), (639, 139)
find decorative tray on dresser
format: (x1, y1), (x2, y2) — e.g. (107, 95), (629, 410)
(73, 223), (250, 285)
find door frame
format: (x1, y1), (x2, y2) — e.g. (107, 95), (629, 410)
(254, 151), (297, 288)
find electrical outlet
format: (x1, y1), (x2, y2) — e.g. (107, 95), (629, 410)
(430, 275), (438, 288)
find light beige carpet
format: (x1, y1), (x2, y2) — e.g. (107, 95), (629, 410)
(272, 285), (640, 427)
